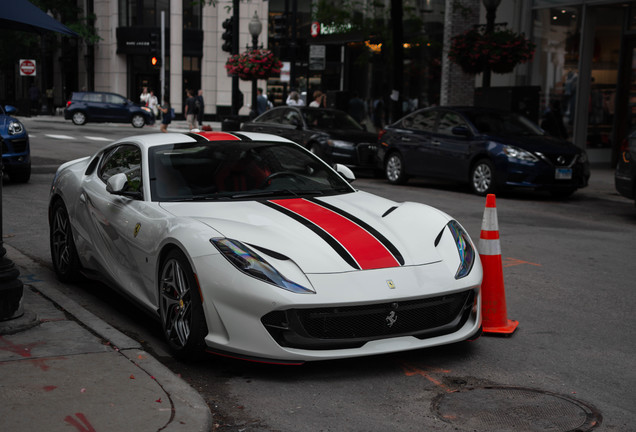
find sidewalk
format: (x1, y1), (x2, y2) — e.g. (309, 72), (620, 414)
(0, 244), (212, 432)
(20, 113), (224, 133)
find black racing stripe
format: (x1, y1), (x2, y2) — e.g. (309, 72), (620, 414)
(183, 132), (208, 142)
(262, 201), (360, 270)
(231, 132), (252, 141)
(309, 198), (405, 265)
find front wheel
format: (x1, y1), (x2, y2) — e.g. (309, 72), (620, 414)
(385, 152), (408, 184)
(470, 159), (497, 195)
(159, 249), (208, 358)
(71, 111), (87, 125)
(131, 114), (145, 128)
(50, 199), (82, 282)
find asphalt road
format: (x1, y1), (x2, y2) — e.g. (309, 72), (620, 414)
(3, 116), (635, 431)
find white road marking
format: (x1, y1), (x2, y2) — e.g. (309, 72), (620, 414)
(45, 134), (75, 140)
(85, 136), (112, 141)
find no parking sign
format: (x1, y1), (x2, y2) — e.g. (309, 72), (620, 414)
(19, 59), (37, 76)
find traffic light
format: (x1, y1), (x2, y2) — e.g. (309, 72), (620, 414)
(149, 32), (159, 55)
(150, 55), (161, 69)
(222, 18), (233, 53)
(272, 14), (287, 41)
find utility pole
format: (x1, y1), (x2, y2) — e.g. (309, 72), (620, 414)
(231, 0), (241, 116)
(391, 0), (404, 123)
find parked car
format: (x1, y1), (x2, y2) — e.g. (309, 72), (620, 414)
(64, 91), (155, 128)
(615, 130), (636, 207)
(1, 104), (30, 183)
(49, 131), (482, 363)
(241, 106), (378, 168)
(377, 106), (590, 197)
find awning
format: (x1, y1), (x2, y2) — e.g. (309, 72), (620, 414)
(0, 0), (78, 37)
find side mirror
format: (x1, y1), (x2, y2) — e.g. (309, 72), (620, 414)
(106, 173), (128, 194)
(4, 105), (17, 115)
(451, 126), (472, 137)
(334, 164), (356, 183)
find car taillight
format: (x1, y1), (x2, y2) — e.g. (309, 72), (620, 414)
(377, 129), (387, 141)
(66, 100), (72, 107)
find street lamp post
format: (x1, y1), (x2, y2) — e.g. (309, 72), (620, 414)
(248, 11), (263, 118)
(482, 0), (502, 88)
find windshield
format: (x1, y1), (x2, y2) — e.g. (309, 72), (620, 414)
(463, 111), (545, 137)
(301, 109), (364, 131)
(148, 140), (355, 202)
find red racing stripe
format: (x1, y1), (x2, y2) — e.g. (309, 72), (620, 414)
(269, 198), (400, 270)
(194, 131), (241, 141)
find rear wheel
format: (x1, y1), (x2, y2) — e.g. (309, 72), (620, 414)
(159, 249), (208, 358)
(385, 152), (408, 184)
(470, 159), (497, 195)
(71, 111), (87, 125)
(131, 114), (145, 128)
(50, 200), (82, 282)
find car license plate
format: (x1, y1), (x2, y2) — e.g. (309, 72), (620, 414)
(555, 168), (573, 180)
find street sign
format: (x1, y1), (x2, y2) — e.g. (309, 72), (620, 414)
(311, 22), (320, 38)
(309, 45), (325, 71)
(19, 59), (37, 76)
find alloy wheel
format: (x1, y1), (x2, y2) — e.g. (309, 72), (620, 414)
(160, 257), (193, 349)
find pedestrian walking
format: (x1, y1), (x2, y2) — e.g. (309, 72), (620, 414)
(286, 91), (304, 106)
(147, 90), (159, 118)
(140, 86), (150, 106)
(195, 89), (204, 126)
(309, 90), (326, 108)
(158, 97), (171, 133)
(256, 88), (269, 116)
(184, 89), (197, 130)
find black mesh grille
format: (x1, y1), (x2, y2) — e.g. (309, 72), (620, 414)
(262, 290), (475, 350)
(2, 139), (27, 154)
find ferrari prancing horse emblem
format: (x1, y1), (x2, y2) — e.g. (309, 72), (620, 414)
(386, 280), (396, 289)
(134, 223), (141, 238)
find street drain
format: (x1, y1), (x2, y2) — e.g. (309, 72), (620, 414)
(432, 386), (602, 432)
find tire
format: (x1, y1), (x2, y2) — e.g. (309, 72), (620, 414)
(159, 249), (208, 359)
(385, 152), (408, 184)
(50, 199), (82, 282)
(8, 164), (31, 183)
(470, 159), (497, 195)
(71, 111), (87, 125)
(131, 114), (145, 128)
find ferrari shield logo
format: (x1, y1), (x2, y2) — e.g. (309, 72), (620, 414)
(386, 280), (396, 289)
(134, 223), (141, 238)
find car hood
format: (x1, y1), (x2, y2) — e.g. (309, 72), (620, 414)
(487, 134), (581, 154)
(159, 191), (453, 274)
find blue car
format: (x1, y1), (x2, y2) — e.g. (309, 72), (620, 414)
(64, 91), (155, 128)
(1, 104), (30, 183)
(377, 106), (590, 197)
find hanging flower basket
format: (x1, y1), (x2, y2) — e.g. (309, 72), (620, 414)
(448, 28), (535, 75)
(225, 49), (283, 81)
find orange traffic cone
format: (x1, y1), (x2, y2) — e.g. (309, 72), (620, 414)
(479, 194), (519, 335)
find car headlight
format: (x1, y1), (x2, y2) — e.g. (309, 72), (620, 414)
(503, 145), (538, 162)
(141, 106), (152, 113)
(211, 238), (315, 294)
(447, 220), (475, 279)
(8, 121), (23, 135)
(328, 139), (355, 149)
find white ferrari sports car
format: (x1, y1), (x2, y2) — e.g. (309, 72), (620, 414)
(49, 131), (482, 364)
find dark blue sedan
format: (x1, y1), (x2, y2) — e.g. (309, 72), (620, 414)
(377, 106), (590, 197)
(1, 104), (30, 183)
(64, 91), (155, 128)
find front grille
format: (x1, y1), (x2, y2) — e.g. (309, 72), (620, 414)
(2, 139), (27, 154)
(261, 290), (476, 350)
(542, 153), (576, 166)
(355, 143), (378, 166)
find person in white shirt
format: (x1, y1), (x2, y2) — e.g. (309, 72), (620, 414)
(286, 91), (304, 106)
(147, 90), (159, 117)
(140, 86), (150, 105)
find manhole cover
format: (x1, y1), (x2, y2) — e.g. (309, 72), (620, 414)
(433, 386), (602, 432)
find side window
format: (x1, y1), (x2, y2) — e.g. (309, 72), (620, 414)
(85, 93), (103, 103)
(403, 111), (436, 132)
(256, 109), (281, 123)
(105, 94), (125, 104)
(99, 145), (143, 197)
(437, 112), (467, 136)
(282, 109), (302, 126)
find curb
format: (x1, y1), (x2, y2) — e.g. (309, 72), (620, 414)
(4, 244), (213, 432)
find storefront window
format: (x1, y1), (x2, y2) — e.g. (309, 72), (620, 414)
(530, 6), (582, 138)
(119, 0), (170, 27)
